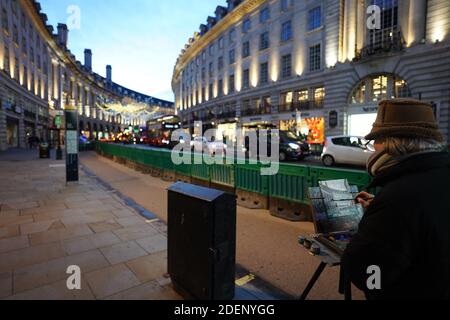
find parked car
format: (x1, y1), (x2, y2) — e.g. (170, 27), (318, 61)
(278, 131), (311, 161)
(321, 136), (375, 167)
(191, 136), (227, 156)
(244, 130), (311, 162)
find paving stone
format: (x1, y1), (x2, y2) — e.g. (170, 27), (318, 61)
(0, 272), (12, 298)
(113, 224), (160, 241)
(88, 220), (123, 233)
(0, 215), (34, 228)
(0, 225), (20, 240)
(29, 225), (94, 246)
(126, 251), (167, 283)
(7, 279), (95, 300)
(63, 232), (122, 255)
(0, 243), (65, 273)
(20, 220), (60, 235)
(104, 280), (181, 300)
(0, 235), (29, 254)
(116, 216), (147, 227)
(136, 234), (167, 254)
(13, 249), (110, 294)
(85, 264), (140, 299)
(111, 208), (136, 218)
(100, 241), (148, 265)
(8, 202), (40, 210)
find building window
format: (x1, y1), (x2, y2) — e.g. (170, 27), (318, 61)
(309, 44), (321, 71)
(242, 41), (250, 58)
(297, 89), (309, 102)
(218, 79), (223, 97)
(23, 66), (27, 87)
(209, 62), (214, 77)
(3, 45), (10, 74)
(368, 0), (399, 50)
(281, 20), (292, 42)
(1, 9), (8, 31)
(281, 54), (292, 79)
(229, 29), (236, 43)
(260, 7), (270, 23)
(308, 6), (322, 31)
(242, 18), (251, 33)
(14, 57), (19, 81)
(280, 0), (291, 11)
(218, 56), (224, 70)
(209, 83), (214, 100)
(21, 36), (26, 54)
(202, 87), (206, 102)
(229, 49), (235, 64)
(242, 69), (250, 89)
(314, 87), (325, 107)
(201, 67), (206, 80)
(218, 37), (224, 49)
(260, 32), (270, 50)
(209, 44), (214, 56)
(202, 50), (206, 61)
(260, 62), (269, 84)
(372, 75), (388, 101)
(229, 75), (235, 93)
(13, 24), (18, 44)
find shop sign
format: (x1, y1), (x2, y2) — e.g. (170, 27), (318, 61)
(54, 115), (62, 129)
(329, 111), (338, 128)
(362, 107), (378, 113)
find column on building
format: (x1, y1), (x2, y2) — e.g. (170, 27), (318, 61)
(343, 0), (358, 61)
(18, 97), (26, 148)
(356, 0), (366, 52)
(408, 0), (427, 45)
(0, 85), (7, 151)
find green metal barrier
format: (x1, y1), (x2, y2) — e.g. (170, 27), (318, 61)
(310, 166), (372, 191)
(210, 163), (235, 187)
(269, 163), (311, 204)
(191, 154), (210, 182)
(235, 163), (269, 196)
(96, 143), (376, 203)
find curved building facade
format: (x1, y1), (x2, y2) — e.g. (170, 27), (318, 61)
(172, 0), (450, 146)
(0, 0), (173, 151)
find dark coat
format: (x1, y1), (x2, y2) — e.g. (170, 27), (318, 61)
(342, 152), (450, 300)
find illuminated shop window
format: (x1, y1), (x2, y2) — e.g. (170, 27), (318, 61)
(297, 89), (309, 102)
(314, 87), (325, 106)
(352, 83), (366, 104)
(372, 75), (388, 101)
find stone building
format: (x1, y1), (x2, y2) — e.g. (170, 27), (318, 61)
(172, 0), (450, 147)
(0, 0), (173, 151)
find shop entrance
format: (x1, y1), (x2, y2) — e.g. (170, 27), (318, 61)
(6, 117), (19, 148)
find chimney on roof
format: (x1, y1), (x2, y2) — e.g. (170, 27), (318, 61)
(57, 23), (68, 47)
(84, 49), (92, 71)
(106, 65), (112, 83)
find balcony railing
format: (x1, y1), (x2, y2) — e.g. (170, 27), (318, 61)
(355, 32), (404, 61)
(24, 110), (36, 119)
(278, 101), (324, 113)
(242, 105), (272, 117)
(217, 111), (236, 119)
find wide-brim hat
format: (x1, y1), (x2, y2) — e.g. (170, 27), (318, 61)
(365, 99), (444, 142)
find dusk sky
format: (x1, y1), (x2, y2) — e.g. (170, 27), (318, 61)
(39, 0), (224, 102)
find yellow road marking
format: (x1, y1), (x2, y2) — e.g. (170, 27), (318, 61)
(235, 274), (256, 286)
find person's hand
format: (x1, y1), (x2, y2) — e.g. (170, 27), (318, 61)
(355, 191), (375, 210)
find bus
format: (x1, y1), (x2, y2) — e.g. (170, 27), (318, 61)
(146, 115), (182, 149)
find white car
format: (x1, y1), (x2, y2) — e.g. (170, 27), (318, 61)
(191, 136), (227, 156)
(321, 136), (375, 167)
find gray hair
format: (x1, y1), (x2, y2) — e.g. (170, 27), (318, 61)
(382, 137), (443, 156)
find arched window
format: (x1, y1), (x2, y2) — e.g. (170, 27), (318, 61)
(351, 74), (411, 104)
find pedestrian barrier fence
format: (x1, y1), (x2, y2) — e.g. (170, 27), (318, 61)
(96, 143), (374, 205)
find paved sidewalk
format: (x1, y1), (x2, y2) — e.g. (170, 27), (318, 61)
(0, 150), (181, 300)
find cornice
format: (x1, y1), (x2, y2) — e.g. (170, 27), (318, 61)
(172, 0), (266, 84)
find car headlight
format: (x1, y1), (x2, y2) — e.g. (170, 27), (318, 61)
(288, 143), (300, 150)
